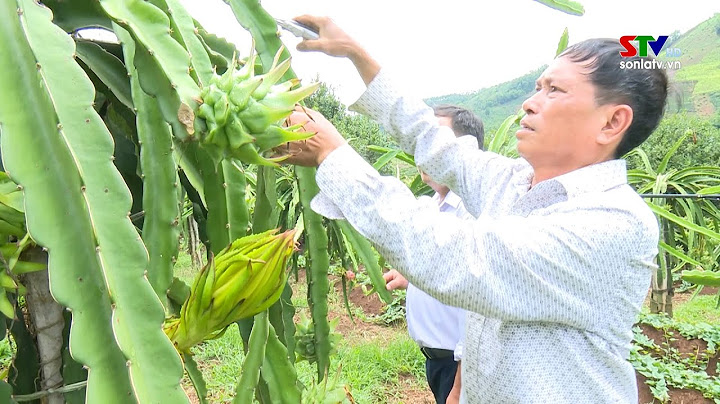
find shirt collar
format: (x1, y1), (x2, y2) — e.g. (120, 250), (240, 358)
(433, 190), (463, 209)
(443, 191), (463, 208)
(550, 159), (628, 198)
(512, 159), (628, 200)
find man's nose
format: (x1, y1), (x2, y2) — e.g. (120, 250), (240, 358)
(522, 92), (541, 115)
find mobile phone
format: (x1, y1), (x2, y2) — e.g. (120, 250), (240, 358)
(275, 18), (320, 40)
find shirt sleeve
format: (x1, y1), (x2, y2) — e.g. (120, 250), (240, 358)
(314, 145), (655, 331)
(454, 311), (466, 361)
(348, 69), (522, 217)
(454, 340), (463, 361)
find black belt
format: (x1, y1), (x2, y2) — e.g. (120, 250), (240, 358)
(420, 347), (454, 360)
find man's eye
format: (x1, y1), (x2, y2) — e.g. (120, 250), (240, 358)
(549, 86), (558, 92)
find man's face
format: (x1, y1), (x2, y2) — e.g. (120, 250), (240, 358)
(517, 56), (609, 170)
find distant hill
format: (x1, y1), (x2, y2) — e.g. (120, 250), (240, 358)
(662, 13), (720, 124)
(426, 13), (720, 131)
(425, 66), (542, 131)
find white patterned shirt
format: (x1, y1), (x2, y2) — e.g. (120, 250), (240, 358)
(311, 69), (658, 403)
(406, 191), (469, 358)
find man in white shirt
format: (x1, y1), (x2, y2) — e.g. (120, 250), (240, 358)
(281, 15), (668, 403)
(383, 105), (483, 404)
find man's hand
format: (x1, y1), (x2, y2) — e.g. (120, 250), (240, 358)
(382, 269), (408, 291)
(292, 15), (380, 85)
(447, 362), (462, 404)
(278, 107), (346, 167)
(292, 15), (358, 58)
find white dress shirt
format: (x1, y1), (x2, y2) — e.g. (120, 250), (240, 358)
(311, 69), (658, 403)
(406, 191), (469, 358)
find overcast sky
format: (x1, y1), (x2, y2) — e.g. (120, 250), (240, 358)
(180, 0), (719, 105)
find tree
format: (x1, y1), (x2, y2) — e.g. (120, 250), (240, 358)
(627, 113), (720, 172)
(304, 82), (396, 172)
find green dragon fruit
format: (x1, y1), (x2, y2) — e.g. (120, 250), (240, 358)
(196, 45), (319, 165)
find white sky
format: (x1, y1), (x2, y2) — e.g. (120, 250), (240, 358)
(180, 0), (719, 105)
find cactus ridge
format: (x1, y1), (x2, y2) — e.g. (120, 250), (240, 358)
(3, 2), (187, 401)
(99, 0), (199, 104)
(121, 23), (182, 312)
(162, 0), (215, 86)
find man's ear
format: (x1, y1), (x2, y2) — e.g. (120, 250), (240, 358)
(598, 104), (633, 146)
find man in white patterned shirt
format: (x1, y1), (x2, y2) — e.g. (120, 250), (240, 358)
(383, 105), (483, 404)
(281, 16), (668, 403)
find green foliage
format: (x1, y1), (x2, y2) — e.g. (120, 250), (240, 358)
(628, 114), (720, 171)
(258, 315), (303, 404)
(667, 30), (682, 47)
(335, 221), (393, 304)
(371, 290), (407, 326)
(626, 119), (720, 287)
(0, 337), (12, 372)
(303, 81), (346, 123)
(555, 27), (569, 57)
(625, 112), (720, 314)
(2, 0), (326, 400)
(3, 1), (186, 401)
(304, 82), (395, 170)
(682, 269), (720, 289)
(294, 312), (341, 364)
(189, 325), (248, 402)
(296, 162), (333, 381)
(301, 367), (353, 404)
(533, 0), (585, 16)
(630, 313), (720, 403)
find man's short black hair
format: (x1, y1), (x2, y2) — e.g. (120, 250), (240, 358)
(559, 38), (668, 158)
(433, 105), (485, 150)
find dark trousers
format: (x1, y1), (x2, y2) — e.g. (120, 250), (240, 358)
(425, 356), (458, 404)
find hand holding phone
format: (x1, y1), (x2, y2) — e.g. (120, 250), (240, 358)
(275, 18), (319, 40)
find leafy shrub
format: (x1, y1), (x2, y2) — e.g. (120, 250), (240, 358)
(628, 113), (720, 171)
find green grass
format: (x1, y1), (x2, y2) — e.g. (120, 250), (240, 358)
(675, 55), (720, 95)
(174, 249), (205, 285)
(187, 323), (426, 403)
(667, 14), (720, 103)
(188, 326), (247, 402)
(289, 274), (308, 309)
(331, 332), (426, 403)
(672, 294), (720, 325)
(175, 253), (427, 403)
